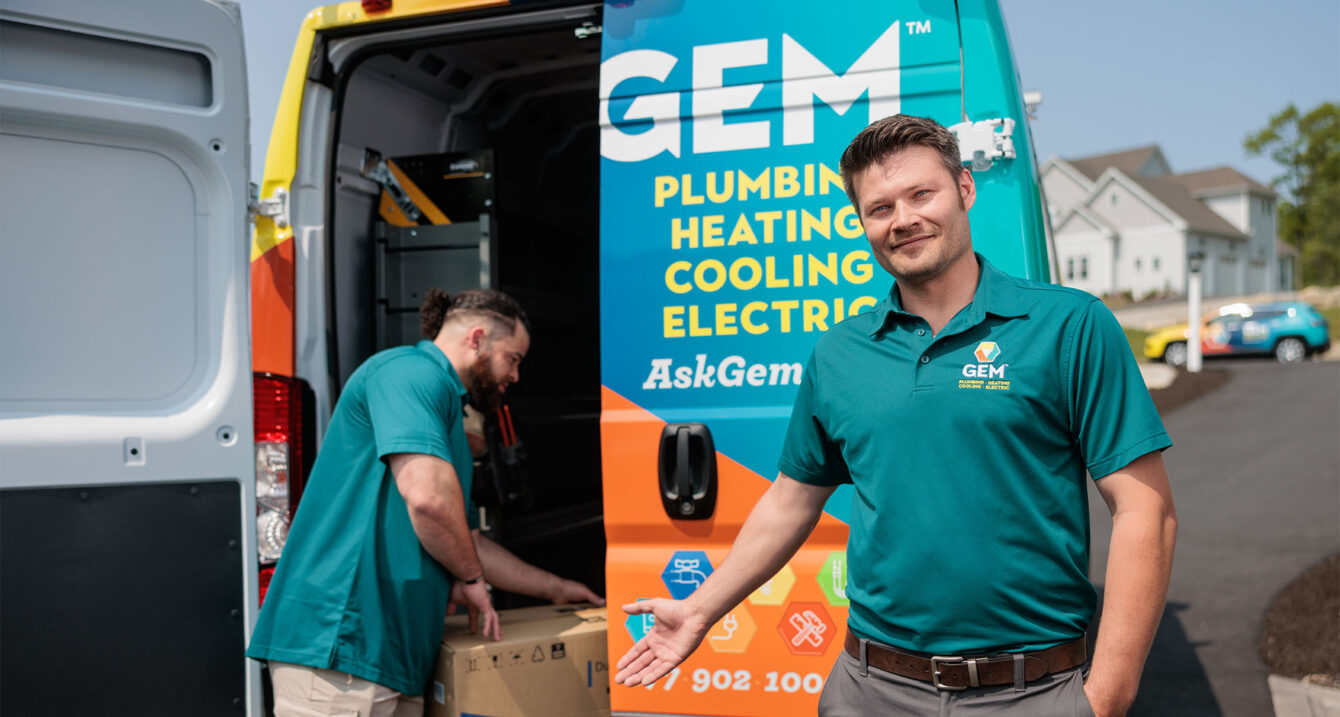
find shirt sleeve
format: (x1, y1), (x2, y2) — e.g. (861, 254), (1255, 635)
(1067, 300), (1172, 479)
(365, 356), (457, 465)
(778, 352), (852, 486)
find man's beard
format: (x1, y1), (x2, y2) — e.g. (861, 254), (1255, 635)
(885, 192), (972, 285)
(467, 350), (505, 412)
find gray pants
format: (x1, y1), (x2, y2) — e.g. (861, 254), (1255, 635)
(818, 649), (1096, 716)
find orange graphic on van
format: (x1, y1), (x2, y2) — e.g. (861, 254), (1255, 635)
(706, 605), (757, 653)
(778, 602), (836, 656)
(747, 564), (796, 606)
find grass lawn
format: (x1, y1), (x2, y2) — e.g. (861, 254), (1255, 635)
(1319, 305), (1340, 341)
(1124, 327), (1151, 361)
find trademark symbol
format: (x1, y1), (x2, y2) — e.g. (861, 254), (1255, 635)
(907, 20), (932, 35)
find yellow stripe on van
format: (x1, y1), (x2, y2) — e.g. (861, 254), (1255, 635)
(252, 1), (507, 261)
(314, 1), (510, 30)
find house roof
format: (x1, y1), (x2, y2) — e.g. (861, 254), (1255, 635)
(1069, 145), (1163, 181)
(1166, 166), (1276, 198)
(1055, 204), (1116, 235)
(1277, 239), (1298, 255)
(1128, 175), (1249, 239)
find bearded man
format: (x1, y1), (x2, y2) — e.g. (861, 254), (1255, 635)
(248, 288), (601, 717)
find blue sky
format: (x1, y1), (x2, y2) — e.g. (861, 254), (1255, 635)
(237, 0), (1339, 193)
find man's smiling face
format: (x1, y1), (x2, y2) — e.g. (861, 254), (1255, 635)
(852, 145), (976, 285)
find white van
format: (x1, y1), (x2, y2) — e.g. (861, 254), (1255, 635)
(0, 1), (1050, 714)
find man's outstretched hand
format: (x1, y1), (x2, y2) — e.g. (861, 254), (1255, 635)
(614, 598), (712, 687)
(549, 577), (607, 606)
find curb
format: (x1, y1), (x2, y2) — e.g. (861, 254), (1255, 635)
(1268, 674), (1340, 716)
(1139, 363), (1176, 390)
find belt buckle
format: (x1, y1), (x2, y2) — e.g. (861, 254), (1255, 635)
(929, 655), (967, 691)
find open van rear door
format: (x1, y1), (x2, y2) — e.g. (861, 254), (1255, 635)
(599, 2), (968, 714)
(0, 1), (257, 714)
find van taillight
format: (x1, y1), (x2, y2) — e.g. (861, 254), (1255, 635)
(362, 0), (392, 12)
(253, 373), (309, 603)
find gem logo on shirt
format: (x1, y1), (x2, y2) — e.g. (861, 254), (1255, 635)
(973, 341), (1001, 362)
(959, 342), (1010, 390)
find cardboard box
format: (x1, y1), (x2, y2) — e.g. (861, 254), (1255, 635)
(428, 604), (610, 717)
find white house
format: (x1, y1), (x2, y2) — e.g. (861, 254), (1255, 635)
(1041, 146), (1296, 298)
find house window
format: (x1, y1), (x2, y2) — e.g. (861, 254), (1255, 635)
(1111, 193), (1118, 207)
(1067, 258), (1074, 280)
(1135, 258), (1142, 271)
(1153, 257), (1160, 271)
(1080, 257), (1088, 279)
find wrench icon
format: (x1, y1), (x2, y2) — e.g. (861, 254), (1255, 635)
(789, 610), (827, 648)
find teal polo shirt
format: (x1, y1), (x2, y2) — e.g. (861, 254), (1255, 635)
(247, 341), (478, 695)
(780, 255), (1170, 655)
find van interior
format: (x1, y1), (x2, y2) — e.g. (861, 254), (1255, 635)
(320, 4), (606, 605)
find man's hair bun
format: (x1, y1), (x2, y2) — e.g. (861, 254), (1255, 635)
(419, 288), (454, 337)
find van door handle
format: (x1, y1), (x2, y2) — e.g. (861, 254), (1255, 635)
(658, 423), (717, 520)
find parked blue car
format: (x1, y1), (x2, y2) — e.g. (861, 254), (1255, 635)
(1144, 301), (1332, 365)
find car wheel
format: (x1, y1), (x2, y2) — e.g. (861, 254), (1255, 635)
(1163, 342), (1188, 368)
(1274, 337), (1306, 364)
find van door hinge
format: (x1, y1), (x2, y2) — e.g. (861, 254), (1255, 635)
(950, 118), (1016, 172)
(250, 185), (290, 229)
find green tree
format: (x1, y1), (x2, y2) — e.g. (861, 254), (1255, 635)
(1245, 102), (1340, 287)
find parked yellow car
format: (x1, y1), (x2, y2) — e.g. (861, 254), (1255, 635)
(1144, 302), (1331, 366)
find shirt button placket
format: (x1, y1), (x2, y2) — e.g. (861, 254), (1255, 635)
(912, 326), (931, 390)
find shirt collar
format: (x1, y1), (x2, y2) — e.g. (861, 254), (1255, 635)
(417, 340), (469, 404)
(869, 253), (1029, 338)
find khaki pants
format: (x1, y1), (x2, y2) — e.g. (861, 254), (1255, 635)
(270, 662), (425, 717)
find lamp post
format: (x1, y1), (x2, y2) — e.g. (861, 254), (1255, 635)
(1187, 251), (1205, 373)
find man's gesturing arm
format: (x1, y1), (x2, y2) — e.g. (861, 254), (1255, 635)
(388, 453), (500, 640)
(613, 474), (836, 687)
(1086, 451), (1177, 716)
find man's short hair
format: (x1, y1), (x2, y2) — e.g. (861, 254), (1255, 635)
(839, 114), (963, 207)
(419, 288), (531, 339)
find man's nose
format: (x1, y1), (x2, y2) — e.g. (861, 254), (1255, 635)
(891, 202), (916, 232)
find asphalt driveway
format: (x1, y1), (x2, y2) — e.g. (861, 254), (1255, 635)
(1086, 358), (1340, 716)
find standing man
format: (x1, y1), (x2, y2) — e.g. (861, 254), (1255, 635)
(614, 115), (1176, 716)
(248, 288), (602, 717)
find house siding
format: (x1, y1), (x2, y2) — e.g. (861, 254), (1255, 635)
(1041, 166), (1092, 218)
(1042, 152), (1278, 299)
(1089, 178), (1169, 228)
(1056, 228), (1112, 296)
(1120, 227), (1183, 298)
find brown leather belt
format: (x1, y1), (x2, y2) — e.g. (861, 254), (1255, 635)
(843, 631), (1087, 691)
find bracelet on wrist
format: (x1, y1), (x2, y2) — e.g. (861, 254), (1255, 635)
(460, 572), (484, 585)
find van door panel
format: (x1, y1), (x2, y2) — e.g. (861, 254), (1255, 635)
(600, 2), (968, 714)
(0, 1), (256, 713)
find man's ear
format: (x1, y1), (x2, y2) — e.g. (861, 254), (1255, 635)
(958, 168), (977, 211)
(467, 326), (488, 351)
